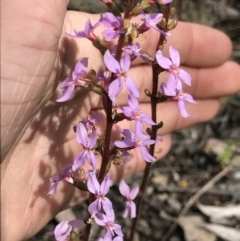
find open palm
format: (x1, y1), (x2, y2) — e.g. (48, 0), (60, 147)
(1, 1), (240, 241)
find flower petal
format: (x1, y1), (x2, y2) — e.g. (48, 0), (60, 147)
(54, 221), (72, 241)
(178, 99), (189, 118)
(101, 175), (112, 195)
(87, 151), (97, 169)
(108, 78), (123, 102)
(130, 202), (137, 219)
(119, 179), (130, 197)
(56, 85), (74, 102)
(101, 12), (118, 28)
(140, 113), (156, 125)
(72, 152), (86, 171)
(76, 122), (88, 145)
(129, 186), (139, 199)
(103, 29), (121, 41)
(114, 140), (135, 149)
(178, 69), (192, 86)
(104, 50), (120, 73)
(169, 46), (180, 66)
(94, 212), (108, 227)
(47, 181), (59, 195)
(74, 57), (88, 77)
(184, 93), (197, 104)
(113, 224), (123, 237)
(156, 50), (172, 69)
(125, 76), (140, 99)
(128, 95), (139, 110)
(89, 131), (97, 149)
(120, 53), (131, 72)
(69, 219), (85, 229)
(87, 173), (100, 194)
(139, 146), (156, 162)
(88, 200), (98, 214)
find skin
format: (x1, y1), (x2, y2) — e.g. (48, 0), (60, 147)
(1, 0), (240, 240)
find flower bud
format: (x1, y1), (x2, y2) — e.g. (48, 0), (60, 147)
(170, 7), (176, 15)
(144, 89), (152, 97)
(132, 0), (150, 16)
(168, 20), (178, 31)
(158, 18), (167, 29)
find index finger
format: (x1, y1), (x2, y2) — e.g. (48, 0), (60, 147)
(136, 21), (232, 68)
(64, 13), (232, 68)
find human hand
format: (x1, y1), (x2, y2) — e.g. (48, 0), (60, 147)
(1, 1), (240, 240)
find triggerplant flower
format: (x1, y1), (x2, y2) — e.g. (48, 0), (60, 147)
(156, 46), (191, 87)
(123, 43), (153, 62)
(73, 122), (97, 171)
(66, 19), (100, 41)
(51, 219), (85, 241)
(94, 206), (123, 239)
(104, 50), (139, 103)
(138, 12), (170, 36)
(115, 129), (156, 162)
(87, 174), (113, 213)
(161, 82), (197, 118)
(48, 164), (73, 195)
(101, 12), (125, 41)
(80, 113), (101, 137)
(119, 180), (139, 218)
(121, 95), (156, 131)
(57, 58), (88, 102)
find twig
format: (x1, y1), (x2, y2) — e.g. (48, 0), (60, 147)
(161, 162), (234, 241)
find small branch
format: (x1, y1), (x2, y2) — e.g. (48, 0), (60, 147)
(128, 4), (171, 241)
(161, 163), (234, 241)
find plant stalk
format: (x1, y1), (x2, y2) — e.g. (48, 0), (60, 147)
(128, 4), (171, 241)
(83, 3), (134, 240)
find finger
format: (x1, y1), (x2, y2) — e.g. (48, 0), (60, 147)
(63, 12), (232, 70)
(183, 61), (240, 98)
(133, 21), (232, 68)
(91, 60), (239, 108)
(138, 99), (220, 134)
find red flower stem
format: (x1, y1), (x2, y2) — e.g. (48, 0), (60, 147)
(128, 4), (171, 241)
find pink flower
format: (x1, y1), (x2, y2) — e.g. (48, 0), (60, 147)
(121, 96), (156, 131)
(156, 46), (191, 86)
(101, 13), (124, 41)
(57, 58), (88, 102)
(49, 219), (85, 241)
(114, 129), (156, 163)
(73, 122), (97, 171)
(161, 82), (197, 118)
(119, 180), (139, 218)
(94, 206), (123, 239)
(104, 50), (139, 103)
(48, 164), (73, 195)
(66, 19), (100, 41)
(87, 174), (113, 213)
(137, 12), (170, 36)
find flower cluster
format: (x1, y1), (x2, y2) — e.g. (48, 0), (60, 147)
(156, 46), (197, 118)
(47, 0), (196, 240)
